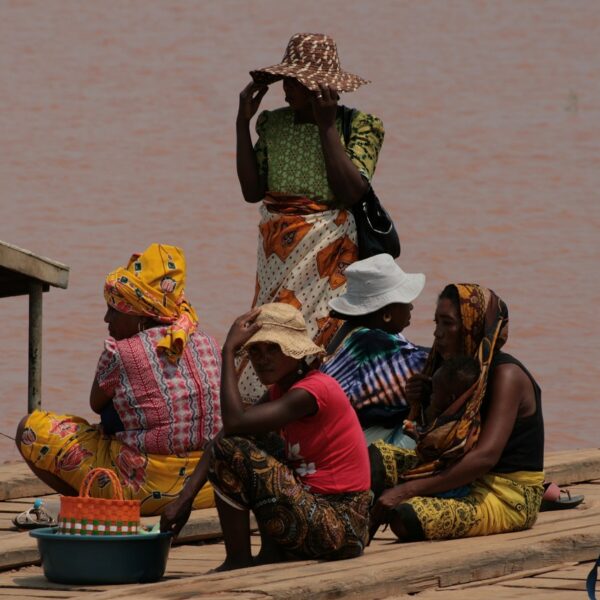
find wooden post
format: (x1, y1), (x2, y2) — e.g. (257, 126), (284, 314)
(28, 281), (43, 412)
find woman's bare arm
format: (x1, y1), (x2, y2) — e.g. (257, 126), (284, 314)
(372, 363), (532, 523)
(236, 82), (268, 203)
(220, 309), (318, 435)
(160, 439), (215, 536)
(313, 84), (368, 207)
(89, 378), (113, 414)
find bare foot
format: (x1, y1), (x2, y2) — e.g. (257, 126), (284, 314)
(212, 557), (254, 572)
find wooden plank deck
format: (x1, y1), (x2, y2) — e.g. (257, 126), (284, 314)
(2, 447), (598, 501)
(0, 449), (598, 599)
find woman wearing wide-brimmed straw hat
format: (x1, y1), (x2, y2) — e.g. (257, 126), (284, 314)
(162, 303), (371, 570)
(236, 33), (385, 403)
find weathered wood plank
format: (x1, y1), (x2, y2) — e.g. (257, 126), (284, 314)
(405, 588), (585, 599)
(0, 533), (40, 571)
(0, 588), (82, 597)
(0, 241), (69, 292)
(441, 561), (578, 589)
(531, 562), (594, 580)
(545, 448), (600, 485)
(83, 515), (600, 600)
(0, 449), (598, 599)
(1, 448), (598, 502)
(0, 476), (52, 502)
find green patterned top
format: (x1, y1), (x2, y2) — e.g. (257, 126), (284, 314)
(254, 106), (384, 206)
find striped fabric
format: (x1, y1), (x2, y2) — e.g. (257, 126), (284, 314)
(320, 327), (427, 411)
(96, 326), (222, 455)
(59, 517), (138, 536)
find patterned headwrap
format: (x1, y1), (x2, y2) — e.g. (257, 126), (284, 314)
(403, 283), (509, 480)
(104, 243), (199, 362)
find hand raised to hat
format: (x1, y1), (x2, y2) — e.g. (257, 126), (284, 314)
(238, 81), (269, 122)
(311, 83), (340, 130)
(223, 308), (262, 354)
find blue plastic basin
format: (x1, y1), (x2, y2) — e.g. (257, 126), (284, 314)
(30, 527), (173, 584)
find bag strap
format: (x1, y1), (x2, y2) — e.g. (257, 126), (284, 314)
(588, 553), (599, 599)
(80, 467), (124, 500)
(340, 105), (357, 147)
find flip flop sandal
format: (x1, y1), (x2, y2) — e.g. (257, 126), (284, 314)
(540, 486), (584, 512)
(12, 504), (58, 529)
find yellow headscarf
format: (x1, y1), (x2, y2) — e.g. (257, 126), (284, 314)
(104, 243), (199, 362)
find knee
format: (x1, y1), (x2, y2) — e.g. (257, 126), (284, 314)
(213, 435), (251, 460)
(389, 513), (411, 541)
(213, 435), (236, 457)
(389, 504), (426, 543)
(14, 415), (30, 453)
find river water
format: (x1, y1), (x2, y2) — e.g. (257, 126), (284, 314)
(1, 0), (599, 461)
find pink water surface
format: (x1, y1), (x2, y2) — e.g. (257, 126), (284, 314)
(1, 1), (599, 461)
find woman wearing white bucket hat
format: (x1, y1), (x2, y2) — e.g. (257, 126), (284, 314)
(321, 254), (428, 448)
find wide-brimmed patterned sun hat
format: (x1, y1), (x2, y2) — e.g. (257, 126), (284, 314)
(250, 33), (370, 93)
(243, 303), (325, 360)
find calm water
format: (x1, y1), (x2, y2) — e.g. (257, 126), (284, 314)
(1, 0), (599, 461)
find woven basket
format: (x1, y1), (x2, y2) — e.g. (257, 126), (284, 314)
(59, 468), (140, 536)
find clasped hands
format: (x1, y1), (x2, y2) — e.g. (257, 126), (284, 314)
(369, 483), (415, 541)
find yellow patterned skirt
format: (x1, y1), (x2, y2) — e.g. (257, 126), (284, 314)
(18, 410), (214, 516)
(371, 442), (544, 540)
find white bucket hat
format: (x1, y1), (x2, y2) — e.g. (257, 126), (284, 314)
(329, 254), (426, 316)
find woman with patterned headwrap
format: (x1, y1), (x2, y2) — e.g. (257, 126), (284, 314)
(15, 244), (222, 516)
(369, 283), (545, 541)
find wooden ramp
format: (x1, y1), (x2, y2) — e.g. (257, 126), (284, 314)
(0, 449), (598, 599)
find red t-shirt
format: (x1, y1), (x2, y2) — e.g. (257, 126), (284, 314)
(270, 371), (370, 494)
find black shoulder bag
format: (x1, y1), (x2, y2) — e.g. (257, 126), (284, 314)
(341, 106), (400, 259)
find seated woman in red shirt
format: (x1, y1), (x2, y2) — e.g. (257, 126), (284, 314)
(162, 302), (371, 571)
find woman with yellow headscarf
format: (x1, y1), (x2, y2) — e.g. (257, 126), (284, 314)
(15, 244), (221, 516)
(369, 283), (545, 542)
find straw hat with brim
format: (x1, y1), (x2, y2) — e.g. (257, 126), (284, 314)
(329, 254), (426, 317)
(243, 303), (325, 360)
(250, 33), (369, 93)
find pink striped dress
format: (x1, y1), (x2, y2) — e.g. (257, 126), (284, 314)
(96, 326), (221, 455)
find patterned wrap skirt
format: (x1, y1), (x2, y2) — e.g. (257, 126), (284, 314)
(209, 434), (371, 561)
(370, 441), (545, 540)
(237, 195), (358, 403)
(18, 410), (214, 516)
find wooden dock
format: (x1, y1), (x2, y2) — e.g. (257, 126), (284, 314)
(0, 448), (598, 599)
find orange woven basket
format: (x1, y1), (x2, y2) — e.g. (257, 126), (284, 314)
(59, 468), (140, 536)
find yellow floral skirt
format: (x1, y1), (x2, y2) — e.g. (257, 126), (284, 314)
(371, 442), (544, 540)
(18, 410), (214, 516)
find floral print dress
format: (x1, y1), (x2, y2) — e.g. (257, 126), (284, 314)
(237, 106), (385, 402)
